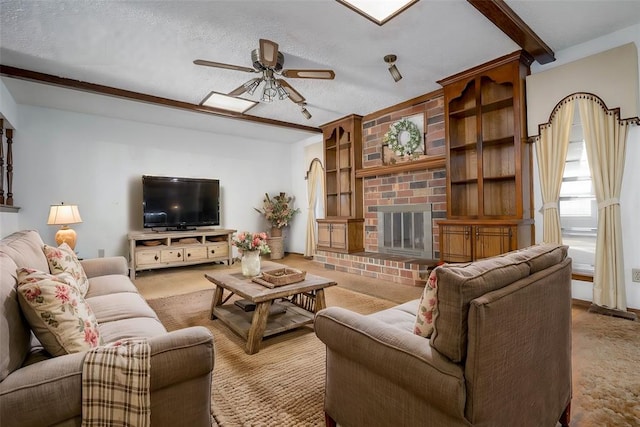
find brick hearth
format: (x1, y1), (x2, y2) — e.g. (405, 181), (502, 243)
(314, 250), (438, 286)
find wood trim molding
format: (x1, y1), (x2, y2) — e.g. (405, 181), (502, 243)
(356, 155), (445, 178)
(438, 50), (531, 87)
(466, 0), (555, 64)
(363, 89), (444, 122)
(0, 204), (20, 213)
(0, 65), (322, 134)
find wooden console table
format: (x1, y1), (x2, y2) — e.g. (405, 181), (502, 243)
(128, 228), (235, 279)
(206, 261), (337, 354)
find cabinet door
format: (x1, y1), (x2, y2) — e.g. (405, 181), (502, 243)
(330, 223), (347, 250)
(474, 226), (514, 260)
(440, 225), (473, 263)
(185, 246), (208, 261)
(317, 223), (331, 247)
(207, 242), (228, 259)
(136, 250), (161, 266)
(160, 249), (183, 263)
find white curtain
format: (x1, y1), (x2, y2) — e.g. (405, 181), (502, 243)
(578, 97), (629, 311)
(304, 159), (324, 258)
(535, 99), (576, 244)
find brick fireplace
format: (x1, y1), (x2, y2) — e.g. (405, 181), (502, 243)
(314, 91), (447, 286)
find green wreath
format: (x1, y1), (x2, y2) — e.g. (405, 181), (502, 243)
(385, 118), (422, 156)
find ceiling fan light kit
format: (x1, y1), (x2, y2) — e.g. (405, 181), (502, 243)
(384, 54), (403, 82)
(194, 38), (335, 117)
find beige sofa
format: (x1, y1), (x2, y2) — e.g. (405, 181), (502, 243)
(0, 230), (215, 427)
(315, 244), (572, 427)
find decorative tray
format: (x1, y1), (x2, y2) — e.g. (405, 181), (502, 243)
(252, 268), (306, 288)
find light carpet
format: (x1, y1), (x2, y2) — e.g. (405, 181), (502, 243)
(148, 286), (395, 426)
(148, 289), (640, 426)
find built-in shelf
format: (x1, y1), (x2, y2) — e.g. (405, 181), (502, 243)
(0, 204), (20, 213)
(356, 155), (446, 178)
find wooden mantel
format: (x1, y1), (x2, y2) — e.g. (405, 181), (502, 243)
(355, 155), (445, 178)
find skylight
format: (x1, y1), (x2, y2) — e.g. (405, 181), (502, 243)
(336, 0), (419, 25)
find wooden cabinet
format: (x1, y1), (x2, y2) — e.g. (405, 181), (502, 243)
(322, 114), (363, 218)
(318, 114), (364, 253)
(439, 220), (533, 263)
(128, 229), (235, 279)
(438, 51), (534, 262)
(317, 218), (364, 253)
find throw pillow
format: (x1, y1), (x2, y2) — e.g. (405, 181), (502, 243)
(43, 243), (89, 296)
(413, 267), (439, 338)
(16, 268), (101, 357)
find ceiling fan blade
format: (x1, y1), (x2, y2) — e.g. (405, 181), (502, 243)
(259, 39), (280, 69)
(277, 79), (306, 104)
(281, 69), (336, 80)
(193, 59), (256, 73)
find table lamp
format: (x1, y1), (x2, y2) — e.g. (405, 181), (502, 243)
(47, 203), (83, 250)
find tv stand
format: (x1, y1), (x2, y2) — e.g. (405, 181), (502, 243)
(127, 228), (236, 280)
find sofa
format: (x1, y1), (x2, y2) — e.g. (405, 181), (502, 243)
(315, 244), (572, 427)
(0, 230), (215, 427)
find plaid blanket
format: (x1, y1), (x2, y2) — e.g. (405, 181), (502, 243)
(82, 338), (151, 427)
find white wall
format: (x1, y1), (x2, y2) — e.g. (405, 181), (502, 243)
(0, 78), (18, 128)
(530, 24), (640, 309)
(10, 104), (305, 259)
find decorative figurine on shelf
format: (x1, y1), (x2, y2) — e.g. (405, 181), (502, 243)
(232, 231), (270, 277)
(255, 192), (301, 238)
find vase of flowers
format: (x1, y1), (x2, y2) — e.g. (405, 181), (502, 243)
(232, 232), (270, 277)
(255, 192), (301, 237)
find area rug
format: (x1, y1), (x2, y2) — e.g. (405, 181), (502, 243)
(147, 286), (395, 426)
(569, 308), (640, 426)
(148, 289), (640, 426)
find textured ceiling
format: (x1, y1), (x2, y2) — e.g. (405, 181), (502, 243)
(1, 0), (639, 141)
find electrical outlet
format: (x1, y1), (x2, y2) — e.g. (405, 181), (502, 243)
(98, 249), (105, 258)
(633, 268), (640, 283)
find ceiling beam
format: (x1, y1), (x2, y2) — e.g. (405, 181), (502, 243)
(0, 65), (322, 134)
(467, 0), (555, 64)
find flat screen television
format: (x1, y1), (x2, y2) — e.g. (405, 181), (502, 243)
(142, 175), (220, 229)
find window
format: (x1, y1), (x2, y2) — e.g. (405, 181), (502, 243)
(559, 110), (596, 274)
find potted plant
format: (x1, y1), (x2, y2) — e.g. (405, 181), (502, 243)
(255, 192), (301, 238)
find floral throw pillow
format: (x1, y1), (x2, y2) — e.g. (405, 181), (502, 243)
(16, 268), (101, 357)
(413, 267), (439, 338)
(43, 243), (89, 297)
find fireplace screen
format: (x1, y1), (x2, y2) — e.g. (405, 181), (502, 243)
(377, 204), (433, 258)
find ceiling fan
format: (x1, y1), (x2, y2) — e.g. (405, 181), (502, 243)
(194, 39), (335, 113)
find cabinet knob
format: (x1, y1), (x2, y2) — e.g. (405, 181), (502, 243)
(154, 255), (158, 261)
(187, 252), (191, 257)
(177, 253), (181, 258)
(211, 249), (215, 254)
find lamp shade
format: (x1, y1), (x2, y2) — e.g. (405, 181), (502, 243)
(47, 204), (83, 226)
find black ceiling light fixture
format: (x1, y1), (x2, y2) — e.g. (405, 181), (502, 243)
(384, 54), (402, 82)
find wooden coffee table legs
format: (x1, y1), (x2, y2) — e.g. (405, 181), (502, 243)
(209, 285), (330, 354)
(242, 290), (329, 354)
(210, 286), (224, 320)
(246, 302), (271, 354)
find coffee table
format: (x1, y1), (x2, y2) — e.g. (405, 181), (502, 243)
(205, 261), (337, 354)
